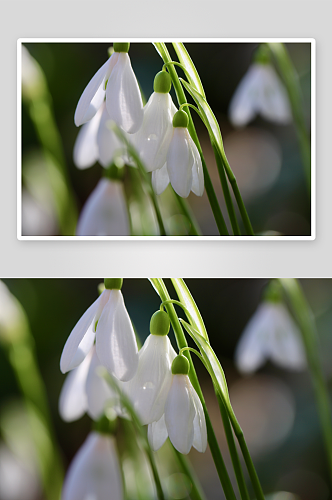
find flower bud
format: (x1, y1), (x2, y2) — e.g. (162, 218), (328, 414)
(172, 355), (190, 375)
(113, 42), (130, 53)
(154, 71), (172, 94)
(150, 310), (170, 336)
(172, 110), (189, 128)
(104, 278), (123, 290)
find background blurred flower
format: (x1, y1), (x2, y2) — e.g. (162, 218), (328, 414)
(229, 62), (292, 127)
(235, 301), (307, 374)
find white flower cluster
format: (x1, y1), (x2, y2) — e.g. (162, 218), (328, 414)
(60, 280), (207, 499)
(73, 43), (204, 235)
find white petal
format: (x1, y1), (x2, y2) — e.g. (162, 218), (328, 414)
(134, 93), (174, 172)
(234, 303), (272, 374)
(189, 382), (207, 452)
(97, 104), (126, 168)
(76, 178), (130, 236)
(74, 54), (118, 127)
(188, 134), (204, 196)
(62, 432), (123, 500)
(268, 303), (306, 370)
(73, 106), (102, 169)
(152, 163), (170, 195)
(166, 128), (193, 198)
(96, 290), (138, 381)
(106, 53), (143, 134)
(258, 65), (292, 124)
(58, 348), (93, 421)
(165, 375), (195, 454)
(124, 335), (175, 425)
(148, 414), (168, 451)
(60, 294), (103, 373)
(229, 64), (262, 127)
(85, 347), (118, 420)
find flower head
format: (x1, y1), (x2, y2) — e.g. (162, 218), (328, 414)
(73, 103), (131, 170)
(148, 355), (207, 455)
(152, 110), (204, 198)
(235, 300), (306, 374)
(124, 310), (177, 425)
(60, 280), (138, 382)
(76, 177), (130, 237)
(59, 345), (123, 422)
(74, 43), (143, 134)
(229, 62), (291, 127)
(62, 431), (123, 500)
(133, 71), (177, 172)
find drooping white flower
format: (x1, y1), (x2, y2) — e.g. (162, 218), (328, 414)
(60, 280), (138, 382)
(59, 345), (123, 422)
(229, 62), (292, 127)
(152, 110), (204, 198)
(124, 310), (177, 425)
(133, 71), (177, 172)
(76, 178), (130, 236)
(62, 432), (123, 500)
(73, 101), (133, 170)
(74, 43), (143, 134)
(235, 301), (306, 374)
(148, 355), (207, 455)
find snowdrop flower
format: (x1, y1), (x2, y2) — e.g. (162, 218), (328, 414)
(152, 110), (204, 198)
(74, 43), (143, 134)
(235, 300), (306, 374)
(148, 355), (207, 455)
(124, 310), (177, 425)
(133, 71), (177, 172)
(229, 62), (291, 127)
(76, 177), (130, 236)
(73, 102), (132, 170)
(60, 279), (139, 382)
(59, 345), (123, 422)
(62, 431), (123, 500)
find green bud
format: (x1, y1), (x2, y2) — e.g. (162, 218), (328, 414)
(172, 355), (190, 375)
(154, 71), (172, 94)
(253, 44), (270, 65)
(93, 413), (117, 435)
(263, 280), (283, 303)
(104, 278), (123, 290)
(173, 110), (189, 128)
(150, 310), (170, 336)
(113, 43), (130, 53)
(103, 162), (125, 181)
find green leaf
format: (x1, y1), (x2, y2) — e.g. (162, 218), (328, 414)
(180, 320), (232, 413)
(171, 278), (209, 341)
(172, 43), (206, 98)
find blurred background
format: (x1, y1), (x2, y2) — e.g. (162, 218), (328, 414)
(0, 278), (331, 500)
(21, 42), (312, 236)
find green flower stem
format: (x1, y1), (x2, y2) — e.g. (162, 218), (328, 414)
(174, 192), (202, 236)
(278, 278), (332, 484)
(22, 52), (78, 235)
(1, 302), (64, 500)
(267, 43), (311, 191)
(174, 448), (208, 500)
(218, 151), (254, 236)
(153, 43), (229, 236)
(149, 279), (237, 500)
(212, 143), (241, 235)
(217, 394), (250, 500)
(112, 125), (167, 236)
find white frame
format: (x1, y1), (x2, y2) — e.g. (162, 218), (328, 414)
(17, 38), (316, 241)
